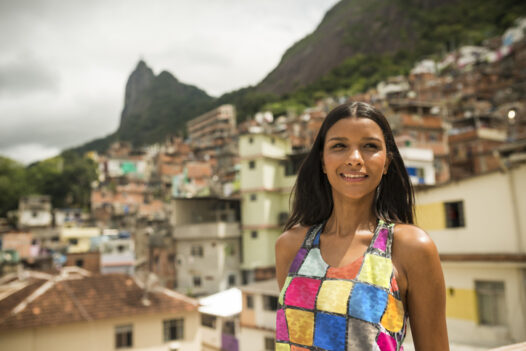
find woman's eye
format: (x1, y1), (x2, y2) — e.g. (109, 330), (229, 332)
(331, 143), (345, 149)
(364, 143), (379, 149)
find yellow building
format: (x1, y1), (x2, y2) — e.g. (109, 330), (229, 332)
(60, 226), (101, 253)
(239, 133), (296, 282)
(415, 161), (526, 347)
(0, 267), (201, 351)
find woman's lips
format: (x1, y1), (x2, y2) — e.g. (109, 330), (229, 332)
(340, 173), (368, 182)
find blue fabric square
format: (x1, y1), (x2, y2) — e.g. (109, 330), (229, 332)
(313, 312), (347, 351)
(312, 231), (320, 246)
(348, 283), (388, 323)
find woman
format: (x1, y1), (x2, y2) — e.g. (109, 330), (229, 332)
(275, 102), (449, 350)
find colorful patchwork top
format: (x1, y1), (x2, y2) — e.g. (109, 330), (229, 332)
(276, 220), (407, 351)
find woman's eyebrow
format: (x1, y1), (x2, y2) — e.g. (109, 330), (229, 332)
(327, 136), (347, 142)
(362, 137), (382, 142)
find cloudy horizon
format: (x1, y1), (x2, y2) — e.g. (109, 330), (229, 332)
(0, 0), (339, 165)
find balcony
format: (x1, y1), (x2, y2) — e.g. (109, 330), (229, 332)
(173, 222), (240, 240)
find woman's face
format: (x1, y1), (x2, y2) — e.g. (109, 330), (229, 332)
(322, 117), (390, 201)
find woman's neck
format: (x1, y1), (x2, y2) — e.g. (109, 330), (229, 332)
(325, 191), (377, 237)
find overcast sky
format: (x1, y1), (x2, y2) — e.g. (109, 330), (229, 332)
(0, 0), (339, 164)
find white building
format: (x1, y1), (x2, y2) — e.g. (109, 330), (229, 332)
(171, 197), (241, 296)
(399, 146), (436, 185)
(415, 157), (526, 347)
(199, 288), (242, 351)
(100, 233), (135, 275)
(0, 267), (201, 351)
(239, 279), (279, 351)
(18, 195), (53, 228)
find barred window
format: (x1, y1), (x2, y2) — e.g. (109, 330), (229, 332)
(115, 324), (133, 348)
(163, 318), (184, 341)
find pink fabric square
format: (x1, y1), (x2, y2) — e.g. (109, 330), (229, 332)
(284, 277), (321, 309)
(377, 332), (397, 350)
(373, 228), (388, 251)
(276, 309), (289, 341)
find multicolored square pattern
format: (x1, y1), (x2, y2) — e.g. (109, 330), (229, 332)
(276, 220), (407, 351)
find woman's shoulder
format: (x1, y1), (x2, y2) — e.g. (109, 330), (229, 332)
(392, 223), (440, 266)
(275, 224), (310, 256)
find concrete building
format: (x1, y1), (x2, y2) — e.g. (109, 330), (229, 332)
(18, 195), (53, 229)
(239, 133), (296, 283)
(187, 104), (236, 152)
(100, 234), (135, 275)
(199, 288), (242, 351)
(171, 197), (241, 296)
(415, 157), (526, 347)
(60, 227), (100, 254)
(399, 147), (436, 185)
(239, 279), (279, 351)
(448, 115), (507, 179)
(0, 267), (201, 351)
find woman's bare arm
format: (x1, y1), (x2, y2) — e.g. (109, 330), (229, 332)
(275, 226), (308, 291)
(394, 224), (449, 350)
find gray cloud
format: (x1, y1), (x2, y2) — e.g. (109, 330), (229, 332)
(0, 54), (60, 96)
(0, 0), (340, 164)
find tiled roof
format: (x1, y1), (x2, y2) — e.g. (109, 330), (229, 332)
(0, 269), (198, 331)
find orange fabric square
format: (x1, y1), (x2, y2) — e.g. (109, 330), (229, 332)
(380, 294), (405, 332)
(326, 255), (364, 280)
(291, 346), (310, 351)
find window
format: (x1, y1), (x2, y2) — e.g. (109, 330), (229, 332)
(228, 274), (236, 287)
(249, 137), (254, 144)
(264, 337), (275, 351)
(163, 318), (184, 341)
(168, 254), (175, 263)
(263, 295), (278, 311)
(69, 238), (78, 245)
(191, 245), (203, 257)
(115, 324), (133, 348)
(246, 294), (254, 309)
(193, 276), (202, 287)
(270, 137), (275, 144)
(223, 320), (235, 335)
(201, 314), (217, 328)
(75, 259), (84, 268)
(476, 281), (506, 326)
(249, 160), (256, 169)
(445, 201), (465, 228)
(250, 194), (257, 202)
(32, 211), (38, 218)
(251, 231), (258, 239)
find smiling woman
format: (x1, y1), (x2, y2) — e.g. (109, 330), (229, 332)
(275, 102), (449, 350)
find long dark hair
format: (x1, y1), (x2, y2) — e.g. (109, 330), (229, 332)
(284, 102), (414, 231)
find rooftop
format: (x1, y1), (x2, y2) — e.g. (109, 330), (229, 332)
(0, 268), (198, 331)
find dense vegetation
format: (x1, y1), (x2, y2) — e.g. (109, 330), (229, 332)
(0, 152), (98, 218)
(249, 0), (526, 117)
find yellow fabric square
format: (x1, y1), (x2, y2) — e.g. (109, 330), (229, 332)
(316, 280), (353, 314)
(276, 342), (291, 351)
(381, 294), (405, 332)
(285, 309), (314, 345)
(279, 276), (292, 305)
(358, 254), (392, 289)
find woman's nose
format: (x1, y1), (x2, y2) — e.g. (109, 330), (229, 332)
(346, 148), (363, 166)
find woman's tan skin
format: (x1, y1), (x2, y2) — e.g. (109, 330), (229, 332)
(275, 117), (449, 350)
